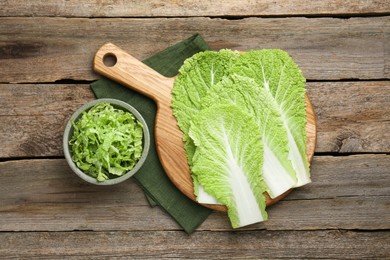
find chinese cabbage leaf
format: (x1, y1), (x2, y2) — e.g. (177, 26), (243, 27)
(172, 49), (239, 166)
(189, 104), (268, 228)
(202, 74), (297, 199)
(231, 50), (310, 187)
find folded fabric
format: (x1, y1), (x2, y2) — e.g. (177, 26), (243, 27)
(90, 34), (212, 234)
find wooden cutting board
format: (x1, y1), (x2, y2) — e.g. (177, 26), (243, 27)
(93, 43), (317, 211)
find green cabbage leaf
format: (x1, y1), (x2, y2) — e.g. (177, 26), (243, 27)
(231, 50), (310, 187)
(189, 104), (268, 228)
(171, 48), (311, 228)
(172, 49), (239, 165)
(202, 74), (297, 199)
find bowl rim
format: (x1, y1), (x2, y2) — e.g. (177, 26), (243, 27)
(63, 98), (150, 185)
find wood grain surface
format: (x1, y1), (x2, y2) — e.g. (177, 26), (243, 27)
(1, 81), (388, 158)
(0, 17), (388, 83)
(1, 1), (389, 258)
(1, 0), (389, 17)
(1, 230), (389, 259)
(0, 154), (389, 232)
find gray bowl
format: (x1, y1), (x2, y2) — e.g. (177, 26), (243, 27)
(63, 98), (150, 185)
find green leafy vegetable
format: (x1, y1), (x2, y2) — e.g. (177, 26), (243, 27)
(69, 102), (144, 182)
(202, 74), (297, 199)
(189, 104), (268, 228)
(231, 50), (310, 187)
(172, 49), (239, 165)
(171, 48), (311, 228)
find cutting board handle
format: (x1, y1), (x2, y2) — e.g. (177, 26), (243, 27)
(93, 43), (174, 105)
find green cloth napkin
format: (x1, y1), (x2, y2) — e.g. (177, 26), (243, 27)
(90, 34), (212, 234)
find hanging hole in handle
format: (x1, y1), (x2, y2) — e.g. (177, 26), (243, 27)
(103, 53), (117, 67)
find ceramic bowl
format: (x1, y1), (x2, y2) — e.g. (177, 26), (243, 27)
(63, 98), (150, 185)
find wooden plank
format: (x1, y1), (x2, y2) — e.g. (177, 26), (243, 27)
(0, 230), (389, 259)
(1, 0), (389, 17)
(1, 81), (389, 158)
(288, 154), (390, 200)
(306, 81), (390, 153)
(0, 17), (388, 83)
(0, 155), (388, 232)
(0, 84), (95, 157)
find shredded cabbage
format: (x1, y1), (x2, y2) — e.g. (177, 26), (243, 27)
(69, 102), (143, 182)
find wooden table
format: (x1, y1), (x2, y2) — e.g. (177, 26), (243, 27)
(1, 1), (389, 258)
